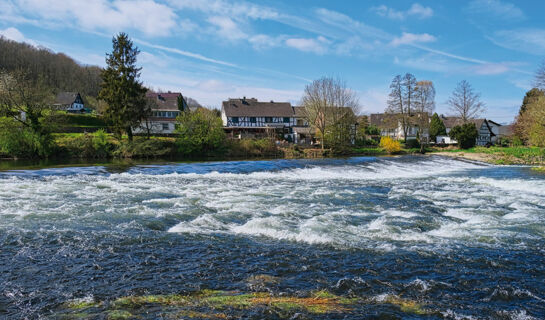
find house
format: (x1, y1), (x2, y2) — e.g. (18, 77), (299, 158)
(440, 116), (495, 146)
(369, 113), (429, 140)
(54, 92), (86, 113)
(133, 91), (188, 135)
(486, 120), (502, 144)
(221, 97), (306, 142)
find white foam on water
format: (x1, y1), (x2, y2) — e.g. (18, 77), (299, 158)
(1, 157), (544, 252)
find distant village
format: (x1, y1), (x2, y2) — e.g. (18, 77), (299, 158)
(55, 89), (513, 148)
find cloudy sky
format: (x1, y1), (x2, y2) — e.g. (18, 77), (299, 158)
(1, 0), (544, 122)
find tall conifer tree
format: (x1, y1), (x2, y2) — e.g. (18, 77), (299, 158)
(99, 33), (146, 141)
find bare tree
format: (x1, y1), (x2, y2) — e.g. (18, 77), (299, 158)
(414, 80), (435, 152)
(447, 80), (485, 122)
(535, 61), (545, 90)
(0, 69), (53, 135)
(302, 77), (359, 150)
(385, 73), (417, 141)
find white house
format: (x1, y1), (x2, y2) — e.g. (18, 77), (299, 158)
(53, 92), (85, 113)
(369, 113), (429, 140)
(133, 91), (187, 135)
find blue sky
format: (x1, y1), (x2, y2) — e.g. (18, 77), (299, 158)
(1, 0), (544, 123)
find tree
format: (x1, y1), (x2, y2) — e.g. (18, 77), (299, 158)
(302, 77), (359, 150)
(429, 113), (447, 142)
(0, 69), (55, 157)
(447, 80), (485, 122)
(176, 108), (226, 155)
(98, 33), (147, 142)
(385, 73), (418, 141)
(414, 80), (435, 152)
(449, 123), (478, 149)
(516, 96), (545, 147)
(519, 88), (544, 116)
(514, 88), (544, 141)
(0, 37), (102, 98)
(535, 61), (545, 90)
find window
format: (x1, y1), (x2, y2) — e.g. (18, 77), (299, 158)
(265, 117), (272, 123)
(250, 117), (256, 123)
(162, 123), (169, 130)
(283, 117), (290, 123)
(232, 117), (239, 123)
(297, 119), (303, 126)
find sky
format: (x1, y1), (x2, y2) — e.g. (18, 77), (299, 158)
(1, 0), (544, 123)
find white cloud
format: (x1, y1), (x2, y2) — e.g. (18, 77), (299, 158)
(390, 32), (436, 47)
(285, 36), (330, 54)
(0, 27), (26, 42)
(167, 0), (279, 21)
(471, 63), (511, 75)
(207, 16), (247, 41)
(467, 0), (525, 20)
(248, 34), (285, 50)
(371, 3), (433, 20)
(407, 3), (434, 19)
(13, 0), (178, 37)
(0, 27), (37, 46)
(489, 29), (545, 55)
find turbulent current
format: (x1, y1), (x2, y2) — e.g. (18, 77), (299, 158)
(0, 156), (544, 319)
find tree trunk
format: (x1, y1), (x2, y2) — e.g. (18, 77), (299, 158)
(127, 126), (133, 142)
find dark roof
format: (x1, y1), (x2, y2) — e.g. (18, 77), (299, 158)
(293, 106), (306, 117)
(146, 91), (182, 111)
(369, 113), (428, 128)
(54, 92), (79, 105)
(441, 116), (485, 129)
(499, 124), (514, 136)
(222, 98), (294, 117)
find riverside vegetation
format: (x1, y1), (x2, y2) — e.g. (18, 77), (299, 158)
(2, 33), (545, 164)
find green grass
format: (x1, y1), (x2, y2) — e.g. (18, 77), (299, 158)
(55, 113), (107, 127)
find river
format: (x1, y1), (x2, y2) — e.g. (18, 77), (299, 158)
(0, 156), (544, 319)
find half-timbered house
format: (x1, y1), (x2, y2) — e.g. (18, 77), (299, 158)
(222, 97), (308, 141)
(441, 116), (495, 146)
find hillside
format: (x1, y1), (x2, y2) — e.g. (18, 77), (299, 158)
(0, 37), (102, 99)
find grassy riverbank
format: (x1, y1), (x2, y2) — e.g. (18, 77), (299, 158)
(431, 146), (545, 165)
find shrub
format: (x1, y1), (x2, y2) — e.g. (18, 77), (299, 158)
(54, 130), (114, 158)
(226, 138), (279, 157)
(0, 117), (52, 158)
(449, 123), (478, 149)
(176, 109), (226, 156)
(379, 136), (401, 154)
(404, 139), (420, 149)
(92, 129), (112, 157)
(113, 138), (176, 158)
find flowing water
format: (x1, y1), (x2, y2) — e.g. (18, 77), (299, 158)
(0, 156), (544, 319)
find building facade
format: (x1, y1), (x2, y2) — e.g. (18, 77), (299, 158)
(369, 113), (429, 140)
(134, 91), (187, 135)
(53, 92), (86, 113)
(221, 98), (311, 143)
(440, 116), (495, 146)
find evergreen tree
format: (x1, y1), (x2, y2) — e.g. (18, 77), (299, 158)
(98, 33), (146, 142)
(429, 113), (446, 142)
(449, 123), (478, 149)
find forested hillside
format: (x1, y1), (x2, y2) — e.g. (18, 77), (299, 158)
(0, 37), (102, 98)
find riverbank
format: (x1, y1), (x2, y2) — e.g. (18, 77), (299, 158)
(431, 146), (545, 166)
